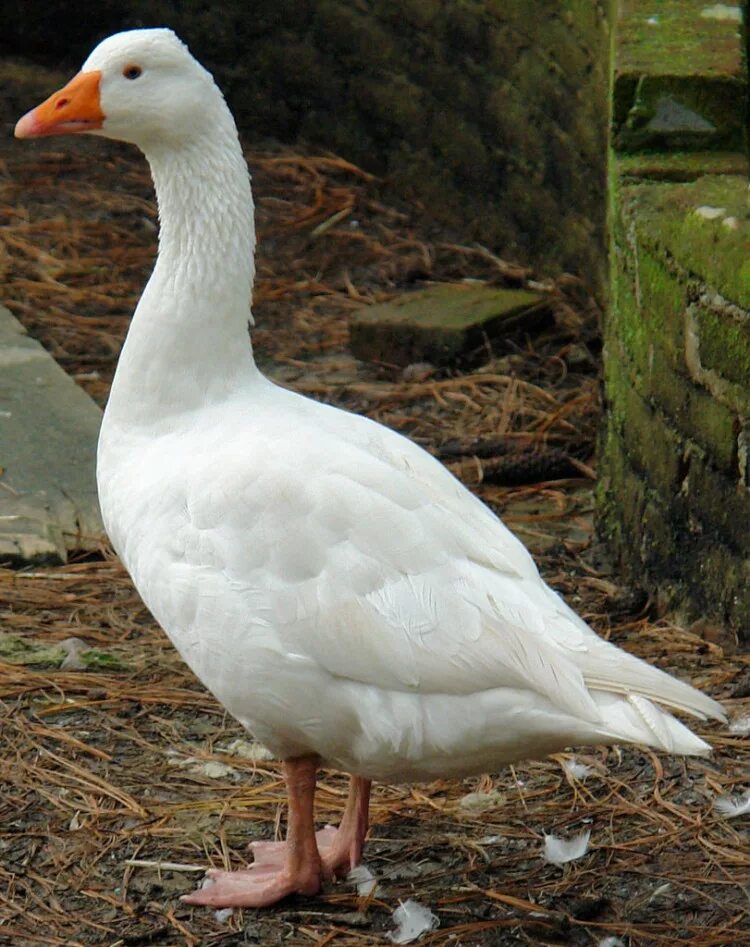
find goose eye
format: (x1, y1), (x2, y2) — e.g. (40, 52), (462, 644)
(123, 64), (142, 80)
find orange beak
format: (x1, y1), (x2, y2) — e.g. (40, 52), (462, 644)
(15, 70), (105, 139)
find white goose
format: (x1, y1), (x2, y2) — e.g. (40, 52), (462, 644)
(16, 29), (725, 909)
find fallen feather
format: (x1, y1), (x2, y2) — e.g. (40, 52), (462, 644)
(192, 760), (237, 779)
(214, 907), (234, 923)
(217, 738), (274, 762)
(165, 752), (238, 779)
(543, 829), (591, 865)
(694, 205), (726, 220)
(714, 792), (750, 819)
(124, 858), (207, 872)
(729, 715), (750, 735)
(700, 4), (742, 21)
(458, 790), (503, 812)
(562, 758), (594, 780)
(598, 938), (625, 947)
(388, 899), (439, 944)
(59, 637), (90, 671)
(348, 863), (379, 897)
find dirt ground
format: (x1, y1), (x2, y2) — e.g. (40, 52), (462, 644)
(1, 71), (749, 947)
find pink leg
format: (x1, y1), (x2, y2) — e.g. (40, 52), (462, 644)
(182, 756), (322, 908)
(246, 775), (371, 879)
(320, 775), (371, 877)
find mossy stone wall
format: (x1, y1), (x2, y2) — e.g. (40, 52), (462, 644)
(598, 0), (750, 641)
(1, 0), (612, 287)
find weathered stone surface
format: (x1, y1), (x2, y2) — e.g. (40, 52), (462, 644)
(600, 166), (750, 638)
(695, 300), (750, 386)
(684, 451), (750, 557)
(603, 353), (683, 497)
(600, 0), (749, 640)
(614, 0), (747, 152)
(349, 284), (545, 367)
(623, 175), (750, 309)
(0, 306), (104, 564)
(608, 236), (739, 472)
(617, 0), (745, 77)
(617, 150), (748, 181)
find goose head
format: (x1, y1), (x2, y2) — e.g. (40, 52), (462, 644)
(15, 29), (221, 150)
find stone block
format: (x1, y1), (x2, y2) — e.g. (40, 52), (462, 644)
(0, 306), (104, 564)
(614, 0), (747, 152)
(349, 284), (546, 367)
(608, 242), (688, 375)
(617, 150), (749, 181)
(622, 175), (750, 309)
(684, 451), (750, 557)
(596, 423), (645, 550)
(604, 353), (683, 497)
(694, 302), (750, 388)
(647, 346), (738, 474)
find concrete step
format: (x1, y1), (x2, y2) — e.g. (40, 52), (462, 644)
(0, 305), (104, 564)
(349, 283), (546, 367)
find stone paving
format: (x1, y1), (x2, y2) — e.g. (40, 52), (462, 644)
(0, 305), (103, 563)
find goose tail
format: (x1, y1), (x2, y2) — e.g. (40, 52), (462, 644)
(592, 690), (715, 756)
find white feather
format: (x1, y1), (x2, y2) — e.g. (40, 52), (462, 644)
(543, 830), (591, 865)
(347, 864), (379, 897)
(562, 758), (594, 780)
(714, 792), (750, 819)
(388, 900), (439, 944)
(729, 715), (750, 735)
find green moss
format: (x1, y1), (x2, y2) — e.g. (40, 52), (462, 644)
(354, 74), (426, 140)
(596, 422), (644, 552)
(378, 0), (441, 29)
(429, 112), (490, 184)
(638, 249), (688, 364)
(605, 353), (684, 496)
(313, 3), (398, 67)
(624, 176), (750, 309)
(614, 0), (746, 153)
(686, 453), (750, 556)
(696, 304), (750, 387)
(606, 237), (688, 385)
(649, 346), (738, 472)
(0, 633), (128, 669)
(616, 0), (745, 78)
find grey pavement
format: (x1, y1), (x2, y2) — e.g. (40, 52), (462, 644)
(0, 304), (104, 564)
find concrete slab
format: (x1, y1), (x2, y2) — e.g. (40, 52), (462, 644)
(350, 283), (546, 367)
(0, 305), (104, 564)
